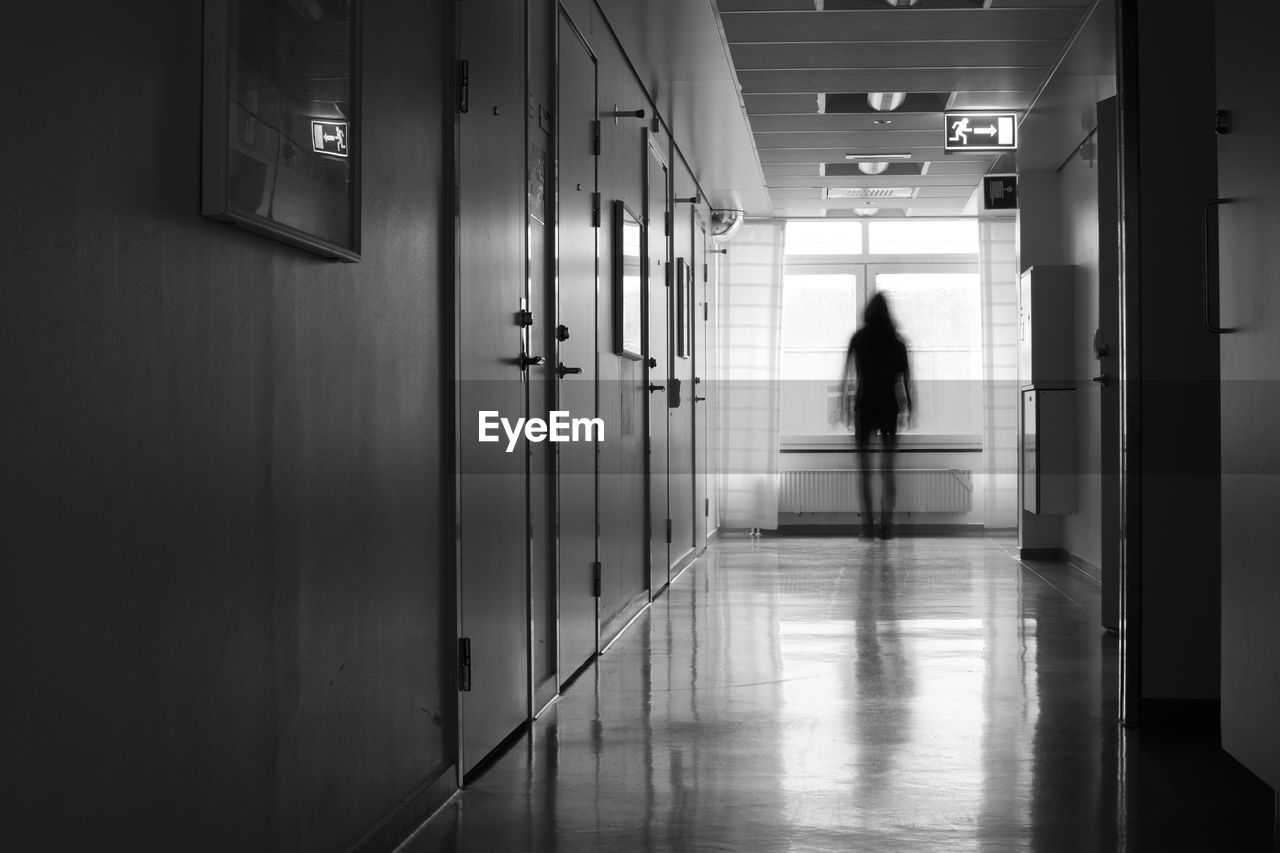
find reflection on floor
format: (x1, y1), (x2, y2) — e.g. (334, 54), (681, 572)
(405, 535), (1273, 852)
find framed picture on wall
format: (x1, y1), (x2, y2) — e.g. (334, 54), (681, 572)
(202, 0), (362, 261)
(613, 200), (644, 359)
(676, 258), (691, 359)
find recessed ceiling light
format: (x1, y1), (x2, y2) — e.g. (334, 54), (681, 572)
(873, 119), (893, 125)
(867, 92), (907, 112)
(883, 0), (920, 6)
(854, 206), (880, 216)
(845, 153), (912, 160)
(857, 162), (889, 175)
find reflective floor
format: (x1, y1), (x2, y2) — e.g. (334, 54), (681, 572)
(405, 535), (1274, 852)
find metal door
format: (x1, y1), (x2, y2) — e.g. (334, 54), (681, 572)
(457, 0), (528, 778)
(645, 138), (671, 594)
(555, 15), (599, 680)
(693, 220), (709, 549)
(1095, 97), (1121, 631)
(1214, 0), (1280, 793)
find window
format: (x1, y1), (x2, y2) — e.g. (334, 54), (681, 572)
(873, 270), (982, 436)
(780, 273), (859, 436)
(868, 219), (978, 255)
(784, 221), (863, 256)
(779, 219), (982, 442)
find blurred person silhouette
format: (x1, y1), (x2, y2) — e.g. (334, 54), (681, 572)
(843, 292), (913, 540)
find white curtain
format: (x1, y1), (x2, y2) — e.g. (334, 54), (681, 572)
(717, 221), (786, 530)
(979, 217), (1020, 529)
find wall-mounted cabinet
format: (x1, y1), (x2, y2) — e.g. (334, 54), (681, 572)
(1019, 265), (1075, 390)
(1023, 388), (1076, 515)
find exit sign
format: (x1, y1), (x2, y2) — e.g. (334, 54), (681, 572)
(311, 120), (349, 157)
(943, 112), (1018, 152)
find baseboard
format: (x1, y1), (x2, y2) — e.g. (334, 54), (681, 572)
(1064, 550), (1102, 583)
(1138, 698), (1220, 730)
(600, 588), (650, 650)
(1018, 546), (1063, 561)
(533, 672), (557, 715)
(348, 764), (457, 853)
(670, 546), (697, 576)
(773, 523), (987, 537)
(707, 527), (720, 543)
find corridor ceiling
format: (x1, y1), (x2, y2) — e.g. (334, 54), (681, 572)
(712, 0), (1095, 218)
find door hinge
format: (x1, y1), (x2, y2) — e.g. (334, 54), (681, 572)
(665, 518), (672, 543)
(703, 302), (708, 321)
(591, 120), (601, 155)
(457, 60), (469, 114)
(458, 637), (472, 692)
(591, 192), (601, 228)
(592, 561), (602, 598)
(664, 211), (671, 235)
(665, 264), (673, 288)
(705, 498), (710, 517)
(703, 262), (708, 283)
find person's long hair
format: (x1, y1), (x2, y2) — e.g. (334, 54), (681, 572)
(863, 292), (897, 331)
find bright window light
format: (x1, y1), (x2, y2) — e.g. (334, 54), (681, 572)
(868, 220), (978, 255)
(785, 221), (863, 256)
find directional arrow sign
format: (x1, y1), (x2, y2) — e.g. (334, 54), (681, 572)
(311, 120), (350, 158)
(943, 112), (1018, 152)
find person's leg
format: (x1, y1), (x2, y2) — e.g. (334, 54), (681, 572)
(856, 421), (875, 538)
(880, 428), (898, 538)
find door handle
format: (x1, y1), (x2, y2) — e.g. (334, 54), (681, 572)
(556, 362), (583, 378)
(1091, 375), (1110, 388)
(1203, 198), (1233, 334)
(695, 395), (707, 402)
(520, 354), (544, 369)
(648, 383), (665, 392)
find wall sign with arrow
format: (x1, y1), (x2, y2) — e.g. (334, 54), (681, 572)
(943, 112), (1018, 152)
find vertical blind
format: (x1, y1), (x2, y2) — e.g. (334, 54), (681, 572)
(717, 221), (786, 530)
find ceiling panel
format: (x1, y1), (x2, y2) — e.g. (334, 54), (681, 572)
(735, 67), (1048, 94)
(728, 40), (1063, 70)
(721, 9), (1086, 43)
(770, 188), (828, 199)
(754, 129), (951, 148)
(948, 90), (1038, 109)
(777, 196), (972, 210)
(717, 0), (814, 9)
(988, 0), (1090, 7)
(762, 163), (825, 176)
(765, 175), (985, 188)
(914, 186), (981, 198)
(758, 146), (999, 162)
(743, 93), (823, 114)
(693, 0), (1095, 216)
(750, 113), (942, 132)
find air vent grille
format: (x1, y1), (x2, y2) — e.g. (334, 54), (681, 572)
(825, 187), (918, 199)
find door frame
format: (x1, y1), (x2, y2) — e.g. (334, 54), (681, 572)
(552, 6), (601, 686)
(644, 132), (671, 595)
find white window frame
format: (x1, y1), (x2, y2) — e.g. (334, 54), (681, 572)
(780, 220), (982, 451)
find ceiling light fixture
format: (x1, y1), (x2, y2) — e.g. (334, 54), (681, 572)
(867, 92), (907, 112)
(854, 206), (880, 216)
(873, 119), (893, 125)
(882, 0), (921, 7)
(857, 162), (889, 175)
(845, 152), (912, 160)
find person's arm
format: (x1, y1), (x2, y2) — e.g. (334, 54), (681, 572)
(900, 343), (914, 428)
(842, 338), (858, 427)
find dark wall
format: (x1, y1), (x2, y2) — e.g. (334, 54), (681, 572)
(1131, 0), (1220, 702)
(2, 2), (451, 848)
